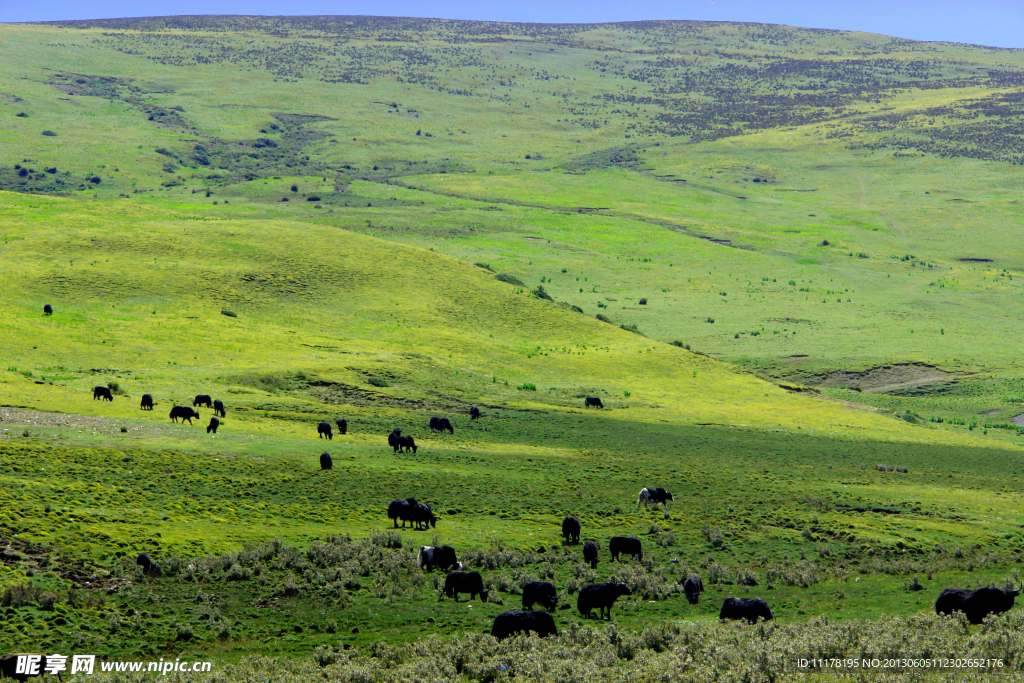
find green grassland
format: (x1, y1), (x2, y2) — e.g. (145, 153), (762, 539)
(1, 15), (1024, 676)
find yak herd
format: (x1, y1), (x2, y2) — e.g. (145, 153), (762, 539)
(95, 387), (226, 434)
(85, 386), (1018, 636)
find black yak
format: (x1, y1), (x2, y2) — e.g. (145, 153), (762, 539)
(410, 502), (436, 529)
(140, 393), (154, 410)
(429, 417), (454, 434)
(443, 571), (488, 602)
(684, 576), (704, 605)
(522, 581), (558, 611)
(720, 597), (774, 624)
(169, 406), (199, 424)
(577, 582), (631, 619)
(387, 498), (418, 528)
(491, 611), (556, 640)
(561, 516), (581, 544)
(935, 586), (1020, 624)
(583, 540), (599, 569)
(609, 536), (642, 562)
(0, 653), (58, 680)
(418, 545), (459, 572)
(136, 552), (159, 575)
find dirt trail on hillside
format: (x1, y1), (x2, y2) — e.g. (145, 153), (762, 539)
(807, 363), (957, 393)
(0, 407), (119, 429)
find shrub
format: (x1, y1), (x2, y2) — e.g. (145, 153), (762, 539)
(596, 313), (612, 323)
(221, 309), (237, 318)
(226, 563), (253, 581)
(904, 576), (924, 592)
(307, 196), (321, 202)
(41, 130), (57, 136)
(89, 176), (101, 184)
(474, 263), (493, 271)
(639, 298), (648, 305)
(495, 273), (525, 286)
(517, 383), (537, 391)
(532, 285), (553, 301)
(367, 377), (388, 387)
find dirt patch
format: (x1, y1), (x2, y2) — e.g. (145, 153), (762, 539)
(981, 408), (1001, 415)
(958, 258), (993, 263)
(0, 407), (123, 430)
(798, 363), (957, 394)
(1014, 414), (1024, 427)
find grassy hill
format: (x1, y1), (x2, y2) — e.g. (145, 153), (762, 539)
(3, 15), (1022, 430)
(1, 15), (1024, 674)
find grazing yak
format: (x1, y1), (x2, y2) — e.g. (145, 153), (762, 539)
(43, 304), (53, 316)
(206, 417), (220, 434)
(418, 545), (460, 572)
(318, 421), (333, 440)
(443, 571), (488, 602)
(410, 502), (437, 529)
(720, 597), (774, 624)
(169, 406), (200, 425)
(387, 498), (418, 528)
(140, 393), (154, 410)
(388, 428), (402, 450)
(583, 540), (599, 569)
(491, 611), (557, 640)
(684, 576), (704, 605)
(561, 516), (581, 544)
(320, 452), (333, 471)
(0, 653), (57, 681)
(397, 436), (417, 453)
(429, 417), (454, 434)
(335, 418), (347, 435)
(136, 552), (159, 575)
(469, 406), (481, 420)
(93, 385), (113, 401)
(637, 487), (674, 507)
(584, 396), (604, 408)
(577, 582), (632, 619)
(935, 586), (1020, 624)
(193, 394), (213, 409)
(609, 536), (642, 562)
(522, 581), (558, 611)
(213, 399), (226, 418)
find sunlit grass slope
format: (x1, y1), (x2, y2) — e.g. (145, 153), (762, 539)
(0, 189), (988, 444)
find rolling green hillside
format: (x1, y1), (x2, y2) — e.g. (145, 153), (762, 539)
(1, 15), (1024, 675)
(2, 15), (1022, 431)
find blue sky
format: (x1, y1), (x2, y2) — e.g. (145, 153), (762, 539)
(1, 0), (1021, 50)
